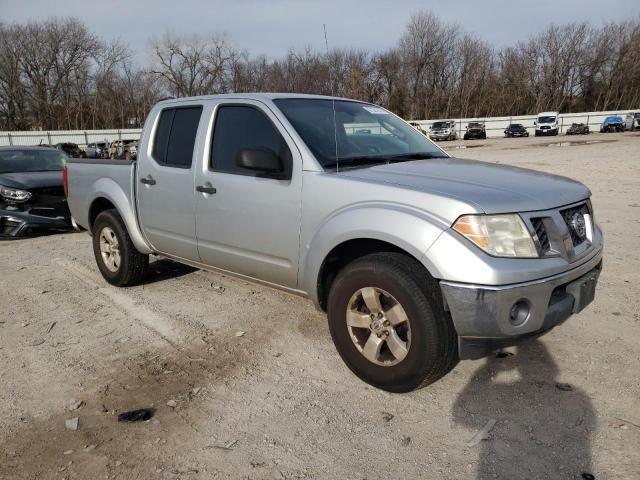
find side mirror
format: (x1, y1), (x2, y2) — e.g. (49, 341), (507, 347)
(237, 148), (288, 179)
(533, 121), (537, 126)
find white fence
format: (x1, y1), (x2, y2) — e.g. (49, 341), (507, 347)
(0, 108), (637, 146)
(0, 128), (143, 147)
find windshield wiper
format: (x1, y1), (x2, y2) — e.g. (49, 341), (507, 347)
(386, 152), (447, 161)
(323, 156), (390, 169)
(324, 152), (446, 170)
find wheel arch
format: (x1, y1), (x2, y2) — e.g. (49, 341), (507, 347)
(87, 179), (153, 255)
(303, 206), (447, 311)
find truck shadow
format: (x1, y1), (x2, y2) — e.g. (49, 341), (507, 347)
(452, 339), (595, 479)
(143, 258), (198, 285)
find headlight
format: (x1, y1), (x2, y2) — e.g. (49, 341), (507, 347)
(0, 185), (32, 202)
(453, 214), (538, 257)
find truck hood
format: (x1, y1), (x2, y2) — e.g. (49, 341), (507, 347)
(0, 171), (64, 190)
(337, 158), (590, 214)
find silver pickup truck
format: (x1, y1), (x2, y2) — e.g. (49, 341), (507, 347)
(65, 94), (603, 392)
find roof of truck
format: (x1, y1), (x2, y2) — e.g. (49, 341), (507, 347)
(155, 92), (362, 106)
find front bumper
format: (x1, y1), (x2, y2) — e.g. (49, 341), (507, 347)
(440, 247), (603, 359)
(0, 209), (72, 237)
(430, 132), (454, 140)
(465, 131), (485, 138)
(536, 128), (558, 136)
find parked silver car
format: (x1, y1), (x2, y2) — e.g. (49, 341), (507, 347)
(65, 94), (603, 392)
(85, 141), (109, 159)
(625, 112), (640, 131)
(429, 120), (457, 141)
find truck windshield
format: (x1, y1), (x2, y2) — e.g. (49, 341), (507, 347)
(538, 116), (556, 123)
(273, 98), (446, 170)
(0, 149), (67, 174)
(432, 121), (449, 129)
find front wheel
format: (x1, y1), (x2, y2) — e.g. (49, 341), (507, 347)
(327, 253), (458, 392)
(92, 209), (148, 286)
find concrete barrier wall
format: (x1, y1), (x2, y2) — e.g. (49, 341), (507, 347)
(0, 108), (637, 146)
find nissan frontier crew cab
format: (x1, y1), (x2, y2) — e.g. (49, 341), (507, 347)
(65, 94), (603, 393)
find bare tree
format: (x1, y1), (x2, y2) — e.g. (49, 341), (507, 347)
(1, 14), (639, 131)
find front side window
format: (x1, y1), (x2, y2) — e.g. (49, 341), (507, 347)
(152, 106), (202, 168)
(273, 98), (446, 170)
(211, 105), (291, 175)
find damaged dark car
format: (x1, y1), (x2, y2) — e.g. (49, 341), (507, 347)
(463, 122), (487, 140)
(504, 123), (530, 137)
(566, 123), (590, 135)
(0, 146), (74, 237)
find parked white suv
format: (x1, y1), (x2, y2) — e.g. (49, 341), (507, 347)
(534, 111), (559, 136)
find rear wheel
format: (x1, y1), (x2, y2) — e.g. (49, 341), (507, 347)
(327, 252), (458, 392)
(92, 209), (148, 286)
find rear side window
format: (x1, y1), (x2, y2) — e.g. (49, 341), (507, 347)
(152, 106), (202, 168)
(211, 105), (291, 175)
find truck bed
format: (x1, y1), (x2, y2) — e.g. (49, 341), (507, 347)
(65, 158), (137, 231)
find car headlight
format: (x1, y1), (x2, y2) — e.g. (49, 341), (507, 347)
(0, 185), (32, 202)
(453, 214), (538, 257)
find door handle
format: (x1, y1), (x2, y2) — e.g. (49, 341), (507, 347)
(196, 183), (216, 195)
(140, 175), (156, 186)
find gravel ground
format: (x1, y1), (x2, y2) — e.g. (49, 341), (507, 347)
(0, 132), (639, 480)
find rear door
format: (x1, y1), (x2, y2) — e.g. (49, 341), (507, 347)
(137, 104), (203, 260)
(194, 100), (302, 288)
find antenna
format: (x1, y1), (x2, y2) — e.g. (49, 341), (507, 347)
(323, 24), (339, 173)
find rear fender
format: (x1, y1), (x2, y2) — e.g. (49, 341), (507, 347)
(90, 177), (153, 254)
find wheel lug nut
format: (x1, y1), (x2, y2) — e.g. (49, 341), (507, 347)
(384, 331), (389, 336)
(384, 320), (390, 327)
(378, 312), (383, 319)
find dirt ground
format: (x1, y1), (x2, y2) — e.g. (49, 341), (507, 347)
(1, 132), (639, 480)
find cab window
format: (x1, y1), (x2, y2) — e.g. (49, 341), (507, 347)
(152, 106), (203, 168)
(210, 105), (291, 176)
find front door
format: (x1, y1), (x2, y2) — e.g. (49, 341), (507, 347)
(137, 104), (203, 260)
(195, 101), (302, 288)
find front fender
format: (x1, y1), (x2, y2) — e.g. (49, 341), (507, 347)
(301, 202), (448, 305)
(90, 177), (153, 255)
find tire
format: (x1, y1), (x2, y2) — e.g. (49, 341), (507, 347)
(92, 209), (148, 287)
(463, 134), (469, 140)
(327, 252), (458, 393)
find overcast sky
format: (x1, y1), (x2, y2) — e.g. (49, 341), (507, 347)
(1, 0), (639, 62)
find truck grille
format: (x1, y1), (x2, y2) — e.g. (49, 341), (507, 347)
(560, 203), (590, 246)
(530, 218), (550, 253)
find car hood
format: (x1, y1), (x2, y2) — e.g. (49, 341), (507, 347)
(0, 171), (63, 190)
(337, 158), (590, 214)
